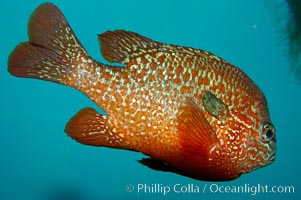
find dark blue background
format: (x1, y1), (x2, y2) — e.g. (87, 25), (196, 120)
(0, 0), (299, 199)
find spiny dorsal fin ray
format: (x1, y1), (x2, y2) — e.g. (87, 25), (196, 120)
(98, 30), (161, 64)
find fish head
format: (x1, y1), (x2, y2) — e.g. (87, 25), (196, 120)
(201, 87), (276, 176)
(235, 92), (276, 173)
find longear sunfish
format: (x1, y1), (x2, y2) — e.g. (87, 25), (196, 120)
(8, 3), (276, 181)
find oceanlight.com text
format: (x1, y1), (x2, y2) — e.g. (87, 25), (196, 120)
(125, 183), (295, 196)
(209, 183), (294, 195)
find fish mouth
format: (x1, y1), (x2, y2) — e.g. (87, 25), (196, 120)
(257, 152), (275, 168)
(267, 151), (276, 164)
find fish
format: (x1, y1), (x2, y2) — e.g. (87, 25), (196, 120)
(7, 3), (276, 181)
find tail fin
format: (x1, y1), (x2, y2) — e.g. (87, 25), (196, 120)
(8, 3), (88, 86)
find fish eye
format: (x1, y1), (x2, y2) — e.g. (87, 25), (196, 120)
(260, 122), (276, 142)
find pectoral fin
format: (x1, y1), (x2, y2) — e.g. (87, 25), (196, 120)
(177, 100), (220, 157)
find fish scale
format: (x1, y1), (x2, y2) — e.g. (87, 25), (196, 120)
(7, 3), (276, 181)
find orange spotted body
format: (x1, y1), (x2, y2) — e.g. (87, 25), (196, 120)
(8, 3), (276, 181)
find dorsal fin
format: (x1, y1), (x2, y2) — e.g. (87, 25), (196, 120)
(98, 30), (161, 64)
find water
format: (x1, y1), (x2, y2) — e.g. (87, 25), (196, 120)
(0, 0), (299, 199)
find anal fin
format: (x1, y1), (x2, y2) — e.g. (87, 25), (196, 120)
(65, 108), (126, 148)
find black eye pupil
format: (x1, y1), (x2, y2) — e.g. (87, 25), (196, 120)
(261, 122), (276, 142)
(265, 129), (274, 139)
